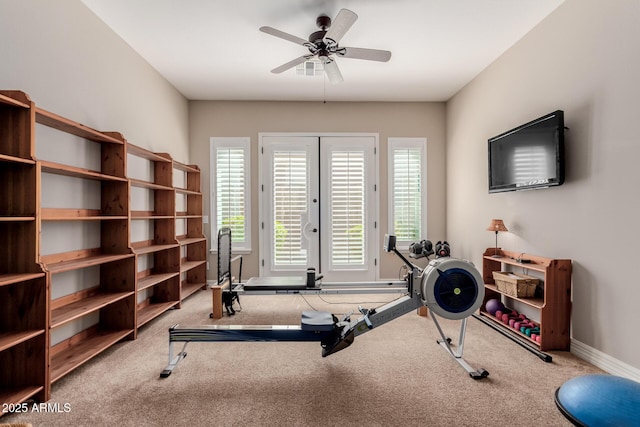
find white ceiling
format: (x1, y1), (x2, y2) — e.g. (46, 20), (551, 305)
(82, 0), (564, 102)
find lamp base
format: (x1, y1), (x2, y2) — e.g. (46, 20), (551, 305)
(491, 244), (502, 258)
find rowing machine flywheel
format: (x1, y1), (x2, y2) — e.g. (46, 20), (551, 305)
(421, 257), (484, 320)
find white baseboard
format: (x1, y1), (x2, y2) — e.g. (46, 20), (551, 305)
(571, 338), (640, 382)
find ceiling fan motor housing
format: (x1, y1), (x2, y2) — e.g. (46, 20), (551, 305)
(309, 30), (327, 44)
(309, 14), (331, 47)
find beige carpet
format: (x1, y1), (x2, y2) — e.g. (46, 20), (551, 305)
(3, 289), (602, 426)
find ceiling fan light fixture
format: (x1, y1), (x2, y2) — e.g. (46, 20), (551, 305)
(318, 50), (330, 63)
(296, 60), (324, 77)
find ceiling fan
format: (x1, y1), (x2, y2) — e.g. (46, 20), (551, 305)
(259, 9), (392, 84)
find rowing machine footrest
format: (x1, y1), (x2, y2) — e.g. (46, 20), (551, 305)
(301, 311), (335, 332)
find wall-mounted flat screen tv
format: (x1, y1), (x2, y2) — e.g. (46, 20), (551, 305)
(488, 110), (565, 193)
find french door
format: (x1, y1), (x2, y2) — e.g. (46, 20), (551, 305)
(259, 134), (378, 282)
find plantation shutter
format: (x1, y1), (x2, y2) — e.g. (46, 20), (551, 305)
(272, 151), (308, 266)
(329, 150), (366, 265)
(393, 147), (422, 241)
(216, 147), (246, 242)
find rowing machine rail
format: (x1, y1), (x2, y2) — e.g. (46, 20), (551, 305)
(161, 235), (488, 380)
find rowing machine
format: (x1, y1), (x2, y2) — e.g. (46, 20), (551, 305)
(161, 235), (488, 380)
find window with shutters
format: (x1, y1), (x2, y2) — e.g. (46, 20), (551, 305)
(388, 138), (427, 249)
(210, 137), (251, 251)
(319, 136), (376, 280)
(272, 151), (308, 266)
(329, 150), (366, 265)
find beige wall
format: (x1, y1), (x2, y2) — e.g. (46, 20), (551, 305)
(189, 101), (446, 280)
(0, 0), (189, 345)
(0, 0), (189, 161)
(447, 0), (640, 372)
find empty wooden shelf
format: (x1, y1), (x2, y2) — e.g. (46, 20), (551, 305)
(173, 161), (206, 302)
(50, 328), (134, 383)
(127, 143), (181, 328)
(0, 90), (49, 407)
(35, 97), (135, 390)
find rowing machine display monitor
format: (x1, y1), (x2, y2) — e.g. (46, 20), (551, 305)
(383, 233), (418, 276)
(383, 234), (396, 252)
(162, 235), (488, 380)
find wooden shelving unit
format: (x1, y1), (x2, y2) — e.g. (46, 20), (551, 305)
(479, 248), (572, 351)
(173, 161), (207, 305)
(1, 89), (206, 409)
(127, 144), (180, 328)
(35, 105), (136, 385)
(0, 91), (49, 406)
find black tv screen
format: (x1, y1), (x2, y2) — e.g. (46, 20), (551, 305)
(488, 110), (565, 193)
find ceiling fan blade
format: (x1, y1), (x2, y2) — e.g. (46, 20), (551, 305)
(271, 55), (309, 74)
(260, 26), (310, 47)
(339, 47), (392, 62)
(323, 60), (344, 84)
(324, 9), (358, 44)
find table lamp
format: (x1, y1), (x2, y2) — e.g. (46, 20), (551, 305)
(486, 219), (508, 257)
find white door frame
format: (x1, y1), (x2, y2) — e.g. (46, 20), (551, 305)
(258, 132), (380, 281)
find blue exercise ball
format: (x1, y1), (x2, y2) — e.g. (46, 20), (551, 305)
(555, 374), (640, 426)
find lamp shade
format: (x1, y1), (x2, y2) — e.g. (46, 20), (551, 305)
(486, 219), (508, 232)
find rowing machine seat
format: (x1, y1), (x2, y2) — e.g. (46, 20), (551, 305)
(301, 311), (335, 332)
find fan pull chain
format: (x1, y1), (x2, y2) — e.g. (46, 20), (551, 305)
(323, 71), (326, 103)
